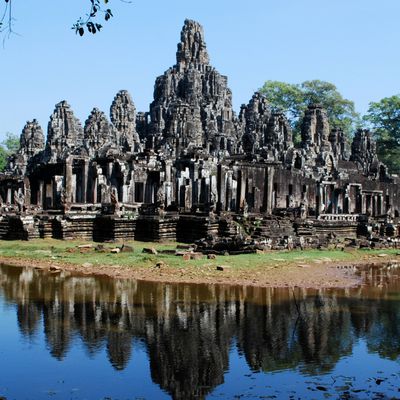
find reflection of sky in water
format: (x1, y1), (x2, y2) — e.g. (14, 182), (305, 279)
(212, 340), (400, 399)
(0, 264), (399, 399)
(0, 308), (168, 399)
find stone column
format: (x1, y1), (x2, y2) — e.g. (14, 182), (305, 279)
(23, 177), (31, 207)
(317, 184), (324, 215)
(210, 175), (218, 208)
(238, 169), (246, 211)
(184, 182), (192, 211)
(217, 164), (226, 212)
(6, 187), (12, 204)
(165, 160), (172, 182)
(336, 190), (342, 213)
(231, 179), (238, 211)
(82, 160), (88, 204)
(378, 194), (383, 215)
(226, 171), (233, 211)
(165, 182), (172, 206)
(107, 162), (113, 179)
(39, 181), (45, 208)
(346, 185), (352, 214)
(266, 166), (275, 214)
(65, 157), (73, 205)
(362, 193), (366, 214)
(93, 177), (98, 204)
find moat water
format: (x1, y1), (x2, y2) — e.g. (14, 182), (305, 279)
(0, 264), (399, 400)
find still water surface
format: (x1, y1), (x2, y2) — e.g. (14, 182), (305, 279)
(0, 264), (399, 399)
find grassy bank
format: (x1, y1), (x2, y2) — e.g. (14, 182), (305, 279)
(0, 239), (398, 271)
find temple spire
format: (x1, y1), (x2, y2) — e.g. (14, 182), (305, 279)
(176, 19), (209, 68)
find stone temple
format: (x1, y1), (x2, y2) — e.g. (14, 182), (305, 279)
(0, 19), (399, 249)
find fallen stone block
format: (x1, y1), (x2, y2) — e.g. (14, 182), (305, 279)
(155, 261), (167, 268)
(190, 253), (204, 260)
(176, 244), (193, 250)
(216, 265), (231, 271)
(143, 247), (158, 255)
(77, 244), (94, 249)
(120, 245), (134, 253)
(159, 249), (176, 255)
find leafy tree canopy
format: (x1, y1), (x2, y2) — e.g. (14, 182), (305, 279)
(259, 80), (360, 139)
(364, 95), (400, 174)
(0, 132), (19, 172)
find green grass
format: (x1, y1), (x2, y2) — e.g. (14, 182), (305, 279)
(0, 239), (398, 271)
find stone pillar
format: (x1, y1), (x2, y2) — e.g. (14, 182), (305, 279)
(184, 182), (192, 211)
(65, 158), (73, 205)
(93, 177), (98, 204)
(346, 185), (352, 214)
(82, 160), (88, 203)
(217, 164), (226, 212)
(23, 177), (31, 207)
(165, 161), (172, 182)
(238, 169), (246, 211)
(165, 182), (172, 206)
(231, 179), (237, 211)
(226, 171), (233, 211)
(362, 193), (366, 214)
(378, 194), (383, 215)
(317, 184), (324, 215)
(336, 190), (342, 213)
(107, 162), (113, 179)
(39, 181), (45, 208)
(266, 166), (275, 214)
(6, 187), (12, 204)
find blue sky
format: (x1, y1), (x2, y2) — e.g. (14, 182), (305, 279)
(1, 0), (399, 141)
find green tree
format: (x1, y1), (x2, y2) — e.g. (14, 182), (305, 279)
(364, 95), (400, 174)
(300, 80), (360, 135)
(0, 132), (19, 172)
(258, 81), (304, 122)
(259, 80), (360, 140)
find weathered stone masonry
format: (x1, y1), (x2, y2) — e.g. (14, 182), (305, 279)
(1, 19), (399, 248)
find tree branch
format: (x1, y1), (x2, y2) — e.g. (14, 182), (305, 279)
(72, 0), (114, 36)
(1, 0), (126, 41)
(0, 0), (17, 42)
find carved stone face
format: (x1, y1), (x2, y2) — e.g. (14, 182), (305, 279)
(326, 155), (334, 174)
(20, 120), (45, 157)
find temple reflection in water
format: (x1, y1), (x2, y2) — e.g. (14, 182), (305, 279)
(0, 264), (399, 399)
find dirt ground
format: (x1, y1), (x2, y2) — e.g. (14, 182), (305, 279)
(1, 252), (399, 289)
